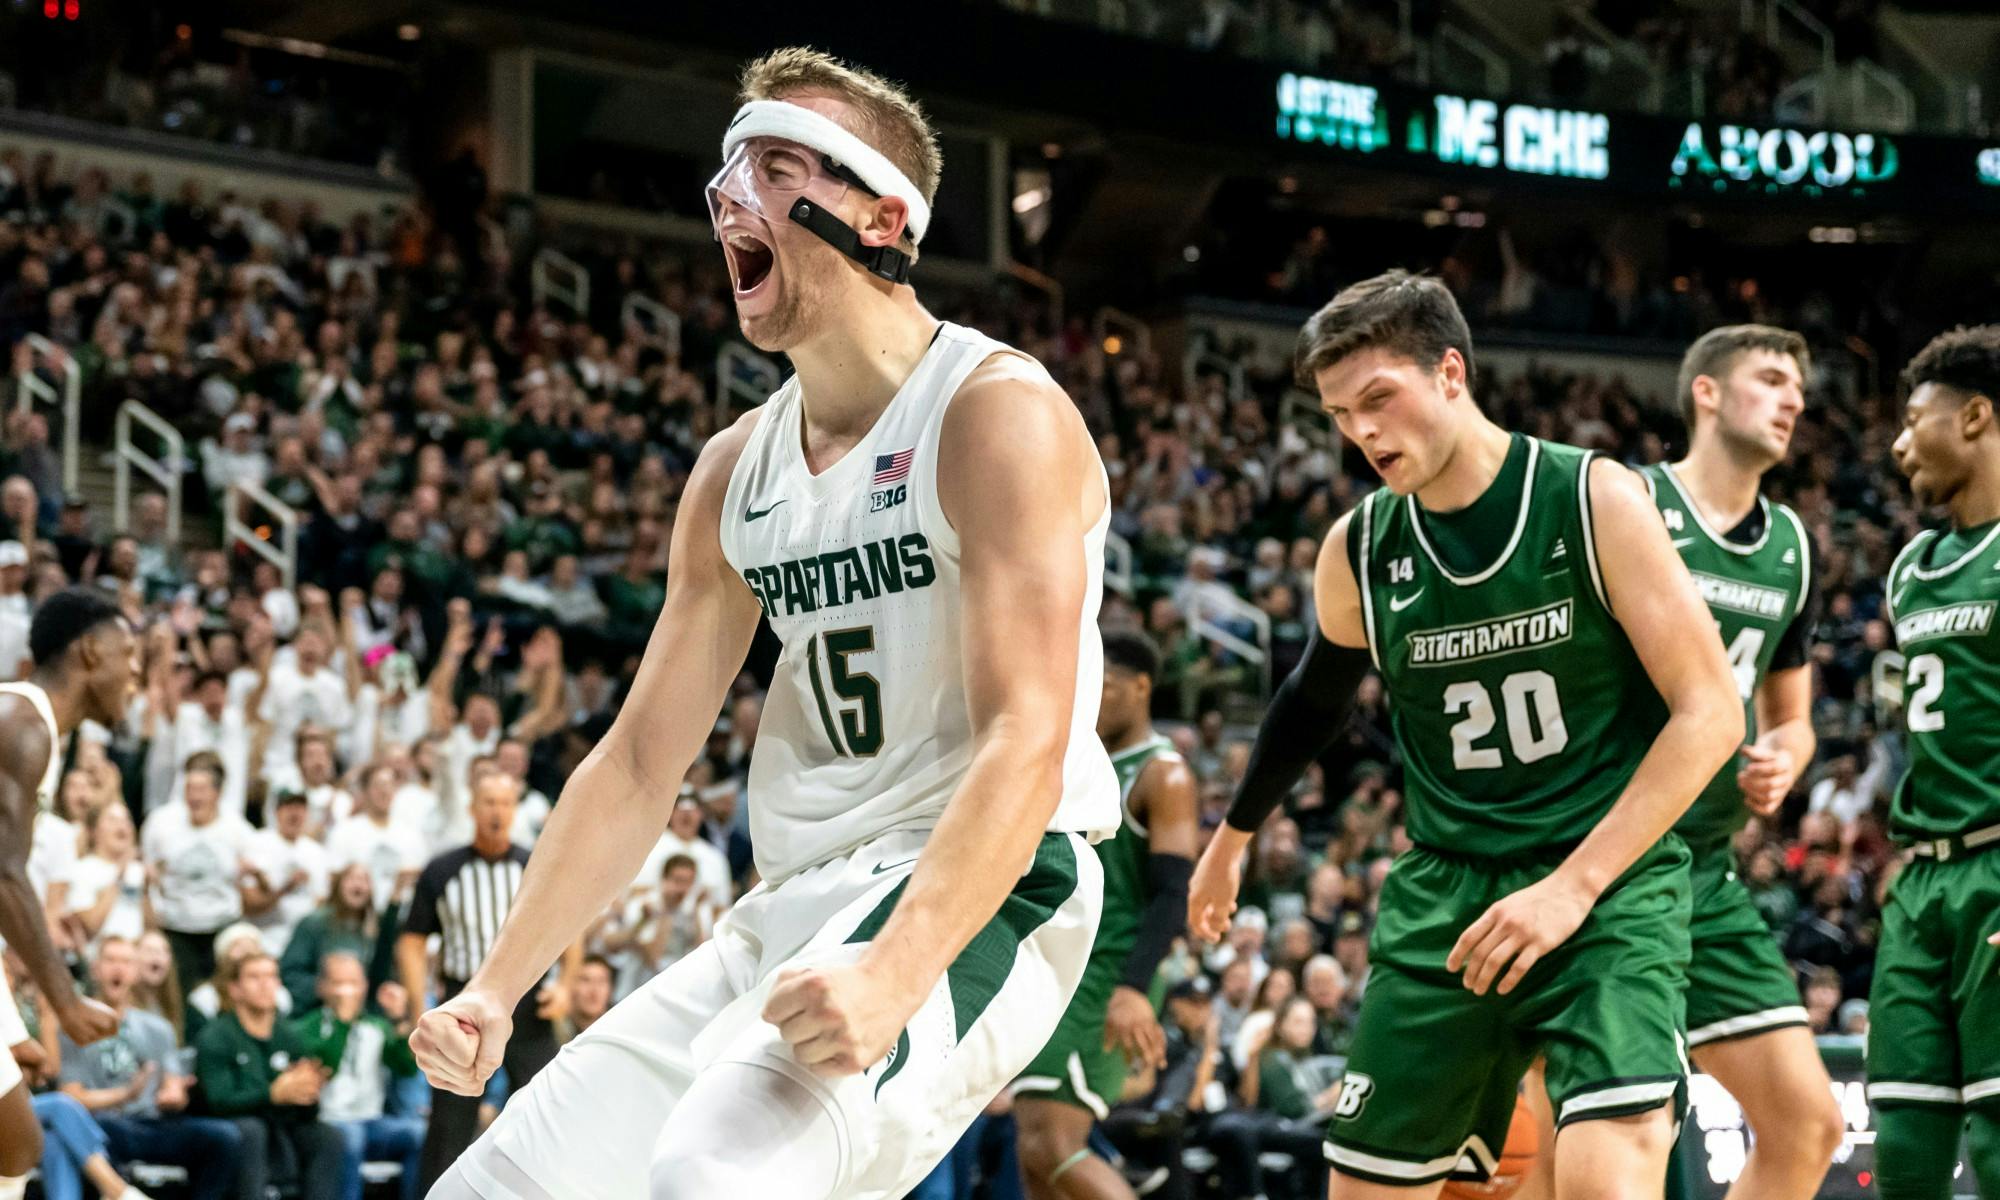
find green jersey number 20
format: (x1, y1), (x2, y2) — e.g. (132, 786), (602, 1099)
(1444, 669), (1570, 771)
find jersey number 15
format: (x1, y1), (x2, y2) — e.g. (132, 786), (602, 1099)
(807, 626), (885, 756)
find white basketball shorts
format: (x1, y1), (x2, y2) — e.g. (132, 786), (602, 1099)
(465, 827), (1102, 1200)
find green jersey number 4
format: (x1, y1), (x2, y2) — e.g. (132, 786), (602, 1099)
(1444, 669), (1570, 771)
(807, 626), (884, 756)
(1724, 628), (1764, 701)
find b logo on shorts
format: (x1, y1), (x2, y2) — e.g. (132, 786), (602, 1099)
(1332, 1072), (1374, 1120)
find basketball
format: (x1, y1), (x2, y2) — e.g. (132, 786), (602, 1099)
(1439, 1093), (1542, 1199)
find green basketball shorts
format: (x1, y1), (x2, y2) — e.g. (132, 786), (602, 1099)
(1682, 848), (1809, 1049)
(1322, 837), (1692, 1188)
(1867, 849), (2000, 1109)
(1012, 939), (1130, 1119)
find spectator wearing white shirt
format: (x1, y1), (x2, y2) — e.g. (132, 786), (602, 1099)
(342, 643), (427, 772)
(326, 763), (426, 914)
(497, 738), (551, 848)
(542, 554), (606, 628)
(590, 853), (708, 1000)
(141, 757), (255, 993)
(29, 802), (79, 954)
(0, 536), (30, 621)
(635, 795), (731, 914)
(240, 791), (330, 956)
(1807, 750), (1888, 830)
(0, 538), (28, 678)
(385, 739), (453, 849)
(258, 625), (352, 789)
(207, 626), (265, 713)
(438, 694), (501, 825)
(294, 729), (354, 831)
(200, 412), (268, 499)
(68, 800), (149, 953)
(172, 671), (250, 816)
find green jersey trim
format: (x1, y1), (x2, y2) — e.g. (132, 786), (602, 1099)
(1109, 734), (1177, 837)
(1660, 462), (1775, 556)
(1358, 492), (1384, 671)
(1776, 503), (1813, 620)
(1884, 530), (1934, 624)
(1406, 439), (1543, 586)
(1576, 452), (1611, 614)
(1908, 521), (2000, 582)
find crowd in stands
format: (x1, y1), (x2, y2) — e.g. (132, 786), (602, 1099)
(0, 138), (1909, 1198)
(0, 17), (412, 176)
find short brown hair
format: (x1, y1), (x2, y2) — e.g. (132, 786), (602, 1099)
(739, 48), (940, 254)
(1293, 270), (1475, 392)
(219, 950), (277, 1008)
(1675, 324), (1810, 429)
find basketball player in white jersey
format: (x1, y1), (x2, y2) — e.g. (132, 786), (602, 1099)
(0, 588), (136, 1198)
(412, 49), (1120, 1200)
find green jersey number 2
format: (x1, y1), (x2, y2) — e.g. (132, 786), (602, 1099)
(807, 626), (884, 756)
(1444, 669), (1570, 771)
(1906, 652), (1947, 732)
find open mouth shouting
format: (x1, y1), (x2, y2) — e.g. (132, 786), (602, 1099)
(722, 225), (778, 313)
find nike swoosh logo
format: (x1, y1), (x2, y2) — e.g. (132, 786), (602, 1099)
(745, 499), (787, 522)
(1389, 589), (1424, 613)
(871, 856), (919, 875)
(1672, 537), (1696, 548)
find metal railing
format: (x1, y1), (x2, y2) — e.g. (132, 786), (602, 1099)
(15, 334), (79, 493)
(1851, 58), (1915, 131)
(715, 343), (785, 424)
(1104, 530), (1135, 597)
(1436, 22), (1509, 96)
(1185, 346), (1247, 407)
(1006, 261), (1065, 332)
(1564, 3), (1666, 112)
(1759, 0), (1835, 123)
(1185, 586), (1273, 696)
(226, 479), (300, 593)
(1093, 307), (1153, 359)
(621, 292), (682, 358)
(113, 401), (183, 546)
(1281, 388), (1337, 456)
(530, 248), (590, 318)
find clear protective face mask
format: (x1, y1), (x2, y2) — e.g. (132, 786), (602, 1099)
(705, 138), (854, 234)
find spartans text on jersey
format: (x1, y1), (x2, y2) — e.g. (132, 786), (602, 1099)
(741, 533), (937, 619)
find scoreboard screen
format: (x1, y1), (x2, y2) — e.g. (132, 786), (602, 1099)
(1275, 70), (2000, 211)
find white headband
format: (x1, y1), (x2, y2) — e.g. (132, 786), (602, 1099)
(721, 100), (930, 243)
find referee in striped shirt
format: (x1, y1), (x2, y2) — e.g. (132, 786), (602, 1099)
(398, 767), (580, 1189)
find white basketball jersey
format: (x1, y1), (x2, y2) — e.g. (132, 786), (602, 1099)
(720, 323), (1119, 882)
(0, 680), (61, 810)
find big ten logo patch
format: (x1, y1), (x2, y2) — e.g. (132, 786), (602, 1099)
(870, 484), (908, 513)
(1333, 1072), (1375, 1120)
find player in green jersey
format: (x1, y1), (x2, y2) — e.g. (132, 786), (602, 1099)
(1872, 325), (2000, 1198)
(1632, 326), (1846, 1199)
(1015, 629), (1198, 1200)
(1189, 271), (1743, 1199)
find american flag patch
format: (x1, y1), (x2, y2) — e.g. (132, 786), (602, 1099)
(873, 449), (915, 485)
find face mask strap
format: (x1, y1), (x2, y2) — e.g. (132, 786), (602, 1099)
(788, 196), (911, 285)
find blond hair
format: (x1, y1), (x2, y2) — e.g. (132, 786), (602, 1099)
(739, 47), (940, 253)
